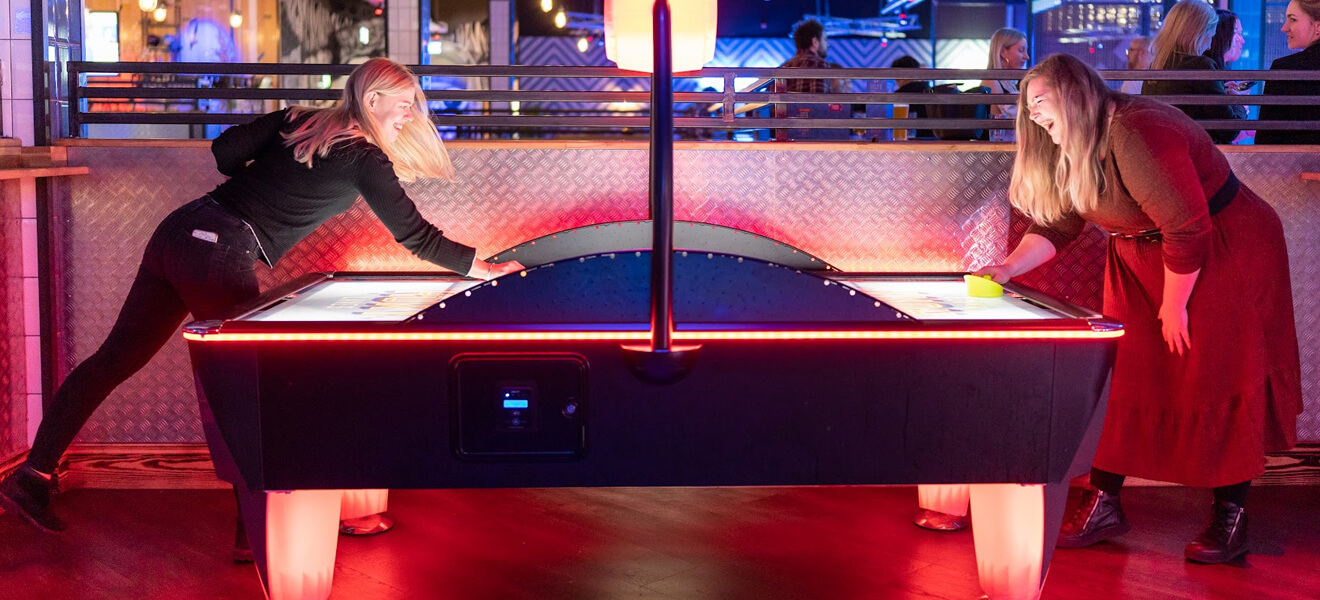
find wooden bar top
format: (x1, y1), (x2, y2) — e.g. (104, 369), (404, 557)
(0, 166), (90, 179)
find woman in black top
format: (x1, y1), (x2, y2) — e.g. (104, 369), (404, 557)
(1257, 0), (1320, 145)
(1204, 10), (1251, 128)
(1144, 0), (1245, 144)
(0, 58), (523, 534)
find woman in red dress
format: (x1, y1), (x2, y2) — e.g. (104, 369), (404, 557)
(975, 54), (1301, 564)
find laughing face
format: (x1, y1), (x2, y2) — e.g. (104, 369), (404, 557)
(366, 90), (415, 144)
(1025, 78), (1064, 145)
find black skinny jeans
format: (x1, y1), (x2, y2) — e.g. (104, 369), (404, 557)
(28, 197), (261, 473)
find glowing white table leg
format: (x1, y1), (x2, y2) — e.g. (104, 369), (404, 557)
(341, 489), (389, 520)
(263, 489), (343, 600)
(918, 484), (970, 515)
(968, 483), (1069, 600)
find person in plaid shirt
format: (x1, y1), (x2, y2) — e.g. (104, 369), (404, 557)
(777, 19), (842, 94)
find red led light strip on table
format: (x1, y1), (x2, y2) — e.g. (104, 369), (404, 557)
(183, 329), (1122, 342)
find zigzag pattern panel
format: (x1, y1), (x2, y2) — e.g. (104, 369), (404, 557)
(516, 37), (936, 108)
(708, 38), (794, 68)
(819, 38), (934, 69)
(934, 39), (992, 70)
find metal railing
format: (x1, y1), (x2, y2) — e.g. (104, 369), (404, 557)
(65, 61), (1320, 140)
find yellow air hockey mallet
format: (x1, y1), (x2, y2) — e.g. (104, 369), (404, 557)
(964, 274), (1004, 298)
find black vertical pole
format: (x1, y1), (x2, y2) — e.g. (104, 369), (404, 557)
(625, 0), (698, 384)
(649, 0), (674, 352)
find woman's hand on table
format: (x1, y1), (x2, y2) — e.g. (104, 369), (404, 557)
(468, 259), (525, 280)
(487, 260), (525, 279)
(972, 264), (1014, 284)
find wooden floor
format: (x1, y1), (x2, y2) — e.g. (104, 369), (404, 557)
(1, 485), (1318, 600)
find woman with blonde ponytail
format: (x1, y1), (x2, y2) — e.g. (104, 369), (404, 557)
(0, 58), (522, 554)
(975, 54), (1300, 566)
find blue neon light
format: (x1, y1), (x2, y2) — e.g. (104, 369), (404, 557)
(503, 399), (530, 409)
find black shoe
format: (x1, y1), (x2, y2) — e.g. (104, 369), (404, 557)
(233, 516), (254, 563)
(1185, 500), (1248, 564)
(1057, 484), (1129, 548)
(0, 464), (66, 533)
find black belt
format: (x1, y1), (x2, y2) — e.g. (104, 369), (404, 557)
(1109, 171), (1239, 241)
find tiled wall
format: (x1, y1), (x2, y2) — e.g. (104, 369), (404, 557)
(0, 0), (35, 144)
(0, 171), (39, 460)
(387, 0), (419, 64)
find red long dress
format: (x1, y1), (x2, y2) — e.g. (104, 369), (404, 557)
(1028, 97), (1302, 488)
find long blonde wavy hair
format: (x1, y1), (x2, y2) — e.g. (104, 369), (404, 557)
(987, 28), (1028, 69)
(1150, 0), (1219, 70)
(282, 58), (454, 182)
(1010, 54), (1125, 226)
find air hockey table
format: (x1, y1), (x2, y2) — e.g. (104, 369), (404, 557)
(183, 226), (1119, 600)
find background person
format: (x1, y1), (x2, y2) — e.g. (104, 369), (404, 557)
(1205, 9), (1253, 142)
(1257, 0), (1320, 145)
(1120, 37), (1153, 94)
(777, 19), (841, 94)
(981, 27), (1031, 142)
(1144, 0), (1244, 144)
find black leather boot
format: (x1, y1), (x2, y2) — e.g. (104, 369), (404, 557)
(1185, 500), (1248, 564)
(0, 464), (66, 533)
(1057, 484), (1130, 548)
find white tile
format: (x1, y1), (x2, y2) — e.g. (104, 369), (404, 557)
(10, 0), (30, 39)
(20, 216), (36, 276)
(25, 334), (40, 395)
(27, 393), (41, 444)
(8, 39), (31, 100)
(18, 175), (34, 218)
(0, 40), (10, 104)
(11, 98), (30, 144)
(22, 274), (39, 333)
(1, 99), (10, 139)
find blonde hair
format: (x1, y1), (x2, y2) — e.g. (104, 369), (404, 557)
(1011, 54), (1123, 225)
(1151, 0), (1219, 70)
(283, 58), (454, 182)
(987, 28), (1028, 69)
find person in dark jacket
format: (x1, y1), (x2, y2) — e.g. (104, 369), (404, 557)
(1257, 0), (1320, 145)
(0, 58), (523, 538)
(1144, 0), (1244, 144)
(889, 55), (935, 140)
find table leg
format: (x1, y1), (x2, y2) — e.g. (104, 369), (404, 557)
(968, 482), (1068, 600)
(259, 489), (343, 600)
(341, 489), (389, 520)
(918, 484), (970, 515)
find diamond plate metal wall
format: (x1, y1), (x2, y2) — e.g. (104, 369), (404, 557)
(1230, 151), (1320, 441)
(55, 144), (1320, 443)
(0, 182), (27, 459)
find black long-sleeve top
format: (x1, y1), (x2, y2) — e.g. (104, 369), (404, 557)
(206, 109), (476, 273)
(1143, 53), (1243, 144)
(1257, 41), (1320, 145)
